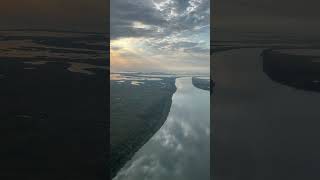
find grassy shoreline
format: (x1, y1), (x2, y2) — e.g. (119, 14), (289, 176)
(192, 77), (210, 91)
(111, 78), (177, 178)
(262, 48), (320, 92)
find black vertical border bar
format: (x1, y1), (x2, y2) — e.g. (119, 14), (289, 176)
(107, 0), (111, 179)
(210, 0), (214, 179)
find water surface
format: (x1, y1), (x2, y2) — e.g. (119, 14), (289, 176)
(114, 77), (210, 180)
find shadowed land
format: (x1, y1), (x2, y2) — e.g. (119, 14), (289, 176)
(192, 77), (210, 91)
(0, 30), (108, 180)
(262, 48), (320, 92)
(110, 75), (176, 178)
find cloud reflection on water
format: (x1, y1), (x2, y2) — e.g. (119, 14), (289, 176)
(114, 77), (210, 180)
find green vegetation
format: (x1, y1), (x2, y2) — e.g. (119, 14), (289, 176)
(110, 77), (176, 178)
(192, 77), (210, 91)
(262, 49), (320, 92)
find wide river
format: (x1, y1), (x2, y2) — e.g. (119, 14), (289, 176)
(114, 77), (210, 180)
(213, 48), (320, 179)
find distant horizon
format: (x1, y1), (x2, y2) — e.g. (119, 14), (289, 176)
(110, 70), (210, 76)
(0, 28), (107, 34)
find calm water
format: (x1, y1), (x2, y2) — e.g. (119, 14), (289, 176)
(114, 77), (210, 180)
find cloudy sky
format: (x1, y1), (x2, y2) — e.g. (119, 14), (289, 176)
(213, 0), (320, 35)
(0, 0), (107, 32)
(110, 0), (210, 74)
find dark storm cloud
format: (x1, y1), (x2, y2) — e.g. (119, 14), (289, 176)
(0, 0), (108, 32)
(111, 0), (210, 40)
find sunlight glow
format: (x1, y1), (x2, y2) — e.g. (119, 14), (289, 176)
(132, 21), (152, 30)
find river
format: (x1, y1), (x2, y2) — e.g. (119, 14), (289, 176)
(213, 48), (320, 179)
(114, 77), (210, 180)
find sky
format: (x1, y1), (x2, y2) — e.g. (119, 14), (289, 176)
(110, 0), (210, 74)
(213, 0), (320, 35)
(0, 0), (108, 33)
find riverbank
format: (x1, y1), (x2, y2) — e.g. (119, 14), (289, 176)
(110, 77), (176, 178)
(114, 77), (210, 180)
(262, 48), (320, 92)
(213, 47), (320, 179)
(192, 77), (210, 91)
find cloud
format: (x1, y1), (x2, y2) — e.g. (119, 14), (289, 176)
(111, 0), (209, 40)
(0, 0), (108, 32)
(111, 0), (167, 39)
(213, 0), (320, 34)
(110, 0), (210, 73)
